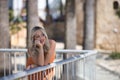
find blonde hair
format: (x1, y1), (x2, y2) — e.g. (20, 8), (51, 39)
(31, 26), (50, 54)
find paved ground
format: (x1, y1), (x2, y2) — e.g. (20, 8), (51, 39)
(96, 66), (120, 80)
(96, 53), (120, 74)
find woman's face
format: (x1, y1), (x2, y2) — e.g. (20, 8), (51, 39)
(33, 30), (46, 45)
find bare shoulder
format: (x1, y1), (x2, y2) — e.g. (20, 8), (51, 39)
(49, 39), (56, 46)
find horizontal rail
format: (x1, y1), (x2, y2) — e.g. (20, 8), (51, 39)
(0, 49), (97, 54)
(0, 49), (27, 52)
(0, 51), (96, 80)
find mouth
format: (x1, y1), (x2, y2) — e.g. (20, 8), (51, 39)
(40, 40), (43, 43)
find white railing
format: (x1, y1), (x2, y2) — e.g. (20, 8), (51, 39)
(0, 49), (97, 80)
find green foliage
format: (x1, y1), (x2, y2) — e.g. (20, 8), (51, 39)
(116, 9), (120, 18)
(9, 9), (23, 23)
(116, 8), (120, 18)
(9, 9), (14, 22)
(10, 24), (21, 34)
(9, 9), (24, 35)
(109, 52), (120, 59)
(15, 17), (23, 23)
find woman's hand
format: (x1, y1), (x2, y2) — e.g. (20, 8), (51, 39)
(40, 39), (45, 45)
(26, 64), (37, 70)
(34, 40), (43, 48)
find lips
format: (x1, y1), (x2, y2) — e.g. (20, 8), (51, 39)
(40, 40), (43, 43)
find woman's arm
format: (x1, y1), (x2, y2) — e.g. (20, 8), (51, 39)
(30, 40), (45, 66)
(28, 40), (56, 66)
(44, 40), (56, 65)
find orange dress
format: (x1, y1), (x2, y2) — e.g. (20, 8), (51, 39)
(26, 53), (55, 80)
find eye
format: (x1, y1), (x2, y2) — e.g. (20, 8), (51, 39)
(34, 35), (39, 39)
(42, 34), (44, 37)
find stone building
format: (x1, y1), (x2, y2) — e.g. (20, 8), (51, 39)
(76, 0), (120, 51)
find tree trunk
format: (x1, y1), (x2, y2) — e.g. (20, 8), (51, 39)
(65, 0), (76, 49)
(26, 0), (42, 48)
(0, 0), (10, 76)
(83, 0), (95, 50)
(0, 0), (10, 48)
(64, 0), (76, 80)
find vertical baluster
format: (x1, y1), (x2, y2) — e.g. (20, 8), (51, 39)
(22, 52), (25, 71)
(60, 65), (62, 80)
(72, 61), (75, 80)
(77, 59), (82, 78)
(55, 66), (57, 80)
(4, 53), (6, 76)
(20, 52), (22, 71)
(33, 73), (35, 80)
(67, 59), (69, 80)
(25, 76), (27, 80)
(83, 54), (86, 80)
(57, 66), (59, 79)
(60, 65), (61, 79)
(79, 59), (81, 79)
(89, 55), (92, 80)
(14, 52), (17, 73)
(86, 55), (90, 80)
(86, 54), (88, 80)
(92, 54), (96, 80)
(18, 52), (21, 72)
(23, 53), (27, 69)
(30, 74), (32, 80)
(36, 72), (38, 80)
(22, 76), (26, 80)
(61, 53), (63, 80)
(73, 54), (77, 80)
(52, 71), (54, 80)
(53, 67), (55, 80)
(91, 55), (93, 80)
(74, 58), (80, 80)
(86, 54), (89, 80)
(20, 52), (23, 71)
(58, 65), (60, 79)
(9, 53), (11, 75)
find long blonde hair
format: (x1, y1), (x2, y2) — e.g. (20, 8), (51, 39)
(31, 26), (50, 54)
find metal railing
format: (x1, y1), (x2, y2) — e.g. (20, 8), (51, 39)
(0, 49), (97, 80)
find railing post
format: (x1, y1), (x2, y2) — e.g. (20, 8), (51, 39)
(63, 53), (68, 80)
(63, 54), (74, 80)
(74, 54), (84, 80)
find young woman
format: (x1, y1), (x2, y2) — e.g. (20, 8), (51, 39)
(26, 26), (56, 80)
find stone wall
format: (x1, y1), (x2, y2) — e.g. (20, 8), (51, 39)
(76, 0), (120, 51)
(96, 0), (120, 51)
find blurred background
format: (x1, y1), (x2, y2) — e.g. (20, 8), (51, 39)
(1, 0), (119, 51)
(0, 0), (120, 80)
